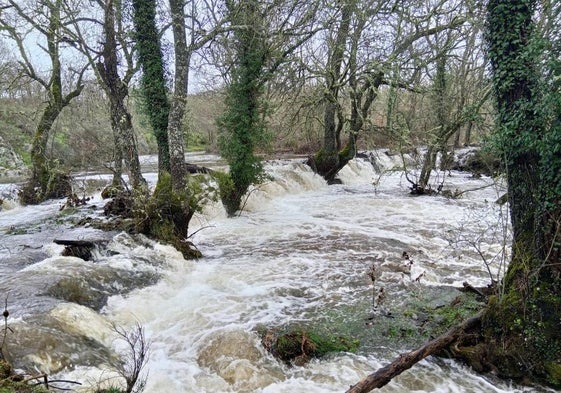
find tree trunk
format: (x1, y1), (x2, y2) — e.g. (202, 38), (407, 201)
(468, 0), (561, 386)
(167, 0), (189, 192)
(111, 130), (124, 187)
(464, 121), (473, 146)
(311, 2), (353, 182)
(417, 146), (437, 192)
(132, 0), (170, 175)
(110, 99), (145, 190)
(99, 0), (146, 191)
(30, 104), (60, 195)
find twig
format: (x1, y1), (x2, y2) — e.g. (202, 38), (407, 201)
(187, 225), (215, 239)
(1, 295), (11, 360)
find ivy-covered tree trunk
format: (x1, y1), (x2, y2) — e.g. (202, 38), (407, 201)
(217, 0), (268, 216)
(127, 0), (199, 259)
(456, 0), (561, 386)
(132, 0), (170, 175)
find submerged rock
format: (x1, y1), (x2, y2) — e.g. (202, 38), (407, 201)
(45, 265), (160, 311)
(4, 315), (118, 374)
(198, 330), (284, 390)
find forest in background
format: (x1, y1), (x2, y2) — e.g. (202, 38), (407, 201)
(0, 0), (494, 180)
(0, 74), (492, 173)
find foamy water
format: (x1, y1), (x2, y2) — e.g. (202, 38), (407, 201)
(1, 153), (549, 392)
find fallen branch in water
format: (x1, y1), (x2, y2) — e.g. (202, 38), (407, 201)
(346, 311), (483, 393)
(461, 281), (488, 300)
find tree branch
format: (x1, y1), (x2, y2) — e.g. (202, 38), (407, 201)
(346, 312), (483, 393)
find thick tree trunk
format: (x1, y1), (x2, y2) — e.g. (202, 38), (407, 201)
(99, 0), (146, 191)
(110, 99), (145, 190)
(111, 131), (124, 187)
(465, 0), (561, 387)
(30, 104), (60, 194)
(311, 2), (353, 182)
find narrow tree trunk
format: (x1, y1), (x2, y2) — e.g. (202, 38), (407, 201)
(168, 0), (189, 192)
(417, 146), (437, 192)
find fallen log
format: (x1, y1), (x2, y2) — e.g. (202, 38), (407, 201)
(53, 239), (100, 261)
(461, 281), (488, 300)
(53, 240), (96, 248)
(186, 163), (215, 174)
(346, 311), (483, 393)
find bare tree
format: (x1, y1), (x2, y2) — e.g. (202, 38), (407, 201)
(306, 0), (468, 183)
(412, 6), (491, 194)
(95, 0), (146, 191)
(0, 0), (89, 203)
(167, 0), (230, 191)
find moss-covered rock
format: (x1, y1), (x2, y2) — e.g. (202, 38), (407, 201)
(260, 326), (359, 366)
(0, 360), (13, 379)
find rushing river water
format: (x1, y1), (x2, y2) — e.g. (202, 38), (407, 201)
(0, 151), (552, 392)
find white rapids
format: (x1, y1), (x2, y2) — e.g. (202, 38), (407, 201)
(1, 151), (551, 392)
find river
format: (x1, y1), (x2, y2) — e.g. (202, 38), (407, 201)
(0, 151), (551, 392)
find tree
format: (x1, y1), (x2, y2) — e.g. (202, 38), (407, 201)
(128, 0), (233, 257)
(413, 16), (492, 193)
(64, 0), (147, 192)
(167, 0), (229, 192)
(95, 0), (146, 192)
(0, 0), (89, 204)
(216, 0), (317, 216)
(469, 0), (561, 385)
(216, 0), (269, 216)
(132, 0), (170, 175)
(306, 0), (467, 183)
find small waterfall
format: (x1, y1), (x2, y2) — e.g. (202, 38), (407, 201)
(1, 153), (542, 392)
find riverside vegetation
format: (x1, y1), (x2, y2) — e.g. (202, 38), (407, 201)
(1, 0), (560, 391)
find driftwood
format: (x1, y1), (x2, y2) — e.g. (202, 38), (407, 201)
(186, 163), (214, 174)
(53, 239), (98, 261)
(53, 239), (96, 247)
(461, 281), (488, 300)
(346, 312), (483, 393)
